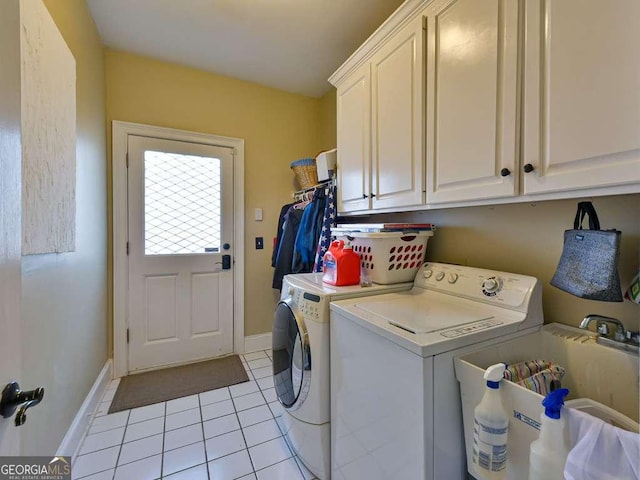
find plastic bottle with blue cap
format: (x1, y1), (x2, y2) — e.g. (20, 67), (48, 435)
(528, 388), (570, 480)
(472, 363), (509, 479)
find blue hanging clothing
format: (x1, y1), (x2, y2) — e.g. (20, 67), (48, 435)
(313, 183), (337, 272)
(272, 206), (303, 290)
(292, 190), (326, 273)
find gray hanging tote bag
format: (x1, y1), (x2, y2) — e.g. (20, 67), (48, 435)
(550, 201), (623, 301)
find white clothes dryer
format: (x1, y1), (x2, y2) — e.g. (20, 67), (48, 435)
(272, 273), (412, 479)
(329, 262), (544, 480)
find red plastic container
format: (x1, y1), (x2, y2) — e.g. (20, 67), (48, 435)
(322, 240), (361, 286)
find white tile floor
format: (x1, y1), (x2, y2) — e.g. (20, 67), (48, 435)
(74, 351), (318, 480)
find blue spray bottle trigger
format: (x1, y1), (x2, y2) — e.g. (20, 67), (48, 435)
(542, 388), (570, 419)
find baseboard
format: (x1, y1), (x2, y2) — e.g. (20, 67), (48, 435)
(57, 360), (112, 459)
(244, 332), (272, 353)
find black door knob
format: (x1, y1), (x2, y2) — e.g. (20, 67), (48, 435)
(500, 168), (511, 177)
(523, 163), (535, 173)
(0, 381), (44, 426)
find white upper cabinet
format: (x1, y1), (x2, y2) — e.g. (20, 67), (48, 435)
(371, 16), (425, 210)
(336, 63), (371, 213)
(331, 0), (640, 213)
(333, 14), (425, 213)
(522, 0), (640, 194)
(425, 0), (519, 204)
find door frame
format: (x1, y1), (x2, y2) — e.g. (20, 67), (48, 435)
(112, 121), (245, 378)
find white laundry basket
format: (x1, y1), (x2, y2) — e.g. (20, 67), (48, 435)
(333, 230), (433, 284)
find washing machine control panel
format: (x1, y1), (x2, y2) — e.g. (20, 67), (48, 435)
(285, 287), (325, 321)
(299, 292), (322, 320)
(440, 318), (504, 338)
(417, 263), (538, 311)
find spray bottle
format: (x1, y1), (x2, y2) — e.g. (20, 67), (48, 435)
(528, 388), (570, 480)
(472, 363), (509, 479)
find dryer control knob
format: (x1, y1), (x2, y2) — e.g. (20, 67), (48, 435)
(288, 287), (295, 297)
(423, 269), (433, 278)
(482, 277), (500, 293)
(435, 272), (445, 281)
(448, 273), (459, 284)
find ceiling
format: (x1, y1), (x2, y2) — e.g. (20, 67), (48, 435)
(87, 0), (406, 98)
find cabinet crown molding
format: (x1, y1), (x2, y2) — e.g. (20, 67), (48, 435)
(329, 0), (431, 87)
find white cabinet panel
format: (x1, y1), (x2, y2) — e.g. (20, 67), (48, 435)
(332, 0), (640, 212)
(522, 0), (640, 194)
(336, 64), (371, 213)
(426, 0), (518, 204)
(371, 16), (425, 209)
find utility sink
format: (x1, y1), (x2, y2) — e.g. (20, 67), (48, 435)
(455, 323), (639, 480)
(596, 335), (640, 355)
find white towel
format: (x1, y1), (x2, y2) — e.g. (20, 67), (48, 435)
(564, 407), (640, 480)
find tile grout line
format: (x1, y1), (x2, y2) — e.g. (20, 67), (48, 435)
(242, 352), (275, 478)
(108, 409), (130, 480)
(196, 391), (212, 480)
(159, 402), (167, 479)
(230, 384), (258, 477)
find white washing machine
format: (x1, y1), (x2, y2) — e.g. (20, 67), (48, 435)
(272, 273), (412, 479)
(329, 262), (544, 480)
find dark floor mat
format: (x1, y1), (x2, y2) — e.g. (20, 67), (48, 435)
(108, 355), (249, 413)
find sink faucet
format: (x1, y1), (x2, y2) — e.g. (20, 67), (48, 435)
(580, 314), (627, 342)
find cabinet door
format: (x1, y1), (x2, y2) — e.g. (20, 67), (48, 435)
(371, 16), (425, 209)
(522, 0), (640, 194)
(336, 63), (371, 213)
(425, 0), (519, 204)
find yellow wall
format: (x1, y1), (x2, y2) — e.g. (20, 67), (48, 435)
(370, 195), (640, 332)
(105, 50), (323, 341)
(23, 0), (107, 454)
(318, 88), (337, 151)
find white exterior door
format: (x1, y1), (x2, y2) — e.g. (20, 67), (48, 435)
(127, 135), (235, 372)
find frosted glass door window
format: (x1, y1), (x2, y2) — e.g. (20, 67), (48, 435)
(144, 150), (221, 255)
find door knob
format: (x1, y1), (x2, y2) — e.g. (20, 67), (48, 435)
(0, 381), (44, 426)
(500, 168), (511, 177)
(523, 163), (535, 173)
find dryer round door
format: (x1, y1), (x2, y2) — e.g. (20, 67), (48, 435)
(272, 297), (311, 410)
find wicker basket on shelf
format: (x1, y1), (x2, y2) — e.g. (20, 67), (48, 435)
(290, 158), (318, 189)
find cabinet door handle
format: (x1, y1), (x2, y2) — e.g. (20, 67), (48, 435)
(500, 168), (511, 177)
(362, 194), (367, 199)
(523, 163), (535, 173)
(370, 193), (376, 198)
